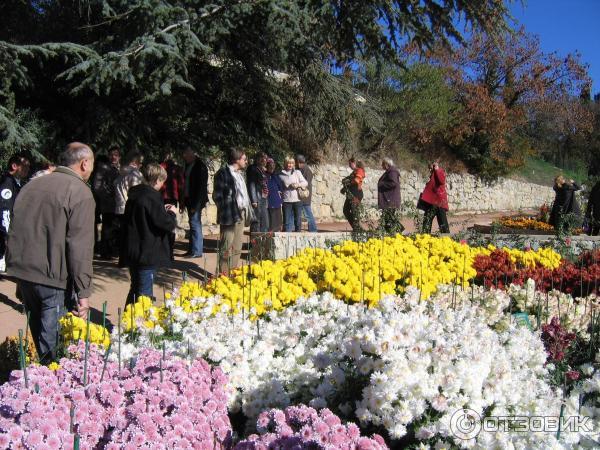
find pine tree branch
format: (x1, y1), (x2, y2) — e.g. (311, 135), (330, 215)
(120, 2), (250, 58)
(78, 7), (141, 30)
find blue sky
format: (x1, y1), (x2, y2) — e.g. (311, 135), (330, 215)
(509, 0), (600, 94)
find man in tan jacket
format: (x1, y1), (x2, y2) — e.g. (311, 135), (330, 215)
(7, 142), (95, 364)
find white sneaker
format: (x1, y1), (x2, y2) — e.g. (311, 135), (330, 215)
(0, 256), (5, 273)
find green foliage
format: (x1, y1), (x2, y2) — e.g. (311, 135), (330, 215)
(0, 0), (511, 165)
(353, 61), (459, 161)
(0, 108), (53, 167)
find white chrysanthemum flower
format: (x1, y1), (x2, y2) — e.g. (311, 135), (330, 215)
(111, 287), (591, 448)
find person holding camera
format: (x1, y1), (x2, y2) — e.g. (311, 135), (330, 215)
(341, 157), (365, 231)
(549, 175), (581, 230)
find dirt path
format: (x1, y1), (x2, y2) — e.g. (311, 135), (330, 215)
(0, 211), (517, 341)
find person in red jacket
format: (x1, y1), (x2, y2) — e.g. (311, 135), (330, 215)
(419, 161), (449, 233)
(160, 152), (184, 207)
(160, 153), (184, 260)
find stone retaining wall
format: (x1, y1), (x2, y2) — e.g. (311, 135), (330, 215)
(249, 232), (600, 262)
(177, 163), (554, 234)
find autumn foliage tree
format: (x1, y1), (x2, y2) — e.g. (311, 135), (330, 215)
(428, 28), (591, 179)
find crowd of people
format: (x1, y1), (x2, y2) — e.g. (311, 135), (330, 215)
(0, 149), (452, 283)
(0, 145), (325, 362)
(9, 141), (600, 364)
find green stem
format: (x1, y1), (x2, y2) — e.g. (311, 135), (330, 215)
(160, 341), (165, 383)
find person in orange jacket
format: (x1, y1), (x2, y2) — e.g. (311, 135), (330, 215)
(341, 157), (365, 231)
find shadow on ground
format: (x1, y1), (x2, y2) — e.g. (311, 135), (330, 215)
(0, 292), (23, 314)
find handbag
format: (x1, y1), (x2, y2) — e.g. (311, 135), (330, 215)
(297, 186), (310, 201)
(416, 194), (429, 211)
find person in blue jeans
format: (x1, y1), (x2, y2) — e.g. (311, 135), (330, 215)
(266, 158), (284, 231)
(7, 143), (94, 364)
(182, 147), (209, 258)
(120, 164), (177, 305)
(295, 154), (318, 232)
(279, 156), (308, 232)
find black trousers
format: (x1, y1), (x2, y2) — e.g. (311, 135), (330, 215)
(164, 199), (177, 259)
(0, 232), (6, 261)
(343, 197), (362, 231)
(422, 204), (449, 233)
(99, 212), (117, 257)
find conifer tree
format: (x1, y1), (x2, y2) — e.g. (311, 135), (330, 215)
(0, 0), (512, 164)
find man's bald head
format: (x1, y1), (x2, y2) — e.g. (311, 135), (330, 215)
(58, 142), (94, 181)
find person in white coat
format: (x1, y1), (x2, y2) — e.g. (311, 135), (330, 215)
(114, 151), (144, 216)
(278, 156), (308, 232)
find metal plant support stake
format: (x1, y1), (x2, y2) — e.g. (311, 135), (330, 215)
(25, 310), (30, 352)
(18, 329), (28, 388)
(556, 403), (565, 440)
(204, 256), (208, 284)
(419, 260), (423, 301)
(100, 343), (112, 383)
(117, 307), (122, 371)
(361, 270), (365, 305)
(242, 265), (246, 321)
(160, 341), (165, 383)
(70, 403), (80, 450)
(55, 305), (60, 356)
(130, 295), (135, 334)
(102, 301), (107, 342)
(82, 310), (91, 386)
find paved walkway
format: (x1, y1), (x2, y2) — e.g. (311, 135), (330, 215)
(0, 211), (515, 341)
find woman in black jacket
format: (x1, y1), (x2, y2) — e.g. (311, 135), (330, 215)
(120, 163), (177, 305)
(549, 175), (582, 230)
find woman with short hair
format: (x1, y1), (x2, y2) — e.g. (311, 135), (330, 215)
(279, 156), (308, 232)
(377, 158), (402, 233)
(120, 163), (177, 305)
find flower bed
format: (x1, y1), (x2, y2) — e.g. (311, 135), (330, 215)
(60, 313), (111, 349)
(3, 234), (600, 448)
(112, 291), (599, 448)
(500, 215), (555, 232)
(0, 344), (232, 448)
(121, 234), (561, 335)
(474, 248), (600, 297)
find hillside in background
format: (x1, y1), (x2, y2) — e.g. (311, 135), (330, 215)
(513, 158), (589, 187)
